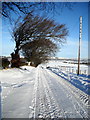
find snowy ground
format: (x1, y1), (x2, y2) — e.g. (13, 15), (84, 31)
(0, 61), (90, 119)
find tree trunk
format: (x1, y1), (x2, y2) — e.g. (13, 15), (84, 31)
(11, 50), (20, 68)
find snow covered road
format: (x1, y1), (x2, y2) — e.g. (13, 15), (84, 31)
(0, 66), (89, 119)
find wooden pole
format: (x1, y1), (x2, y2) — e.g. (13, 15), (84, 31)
(77, 16), (82, 75)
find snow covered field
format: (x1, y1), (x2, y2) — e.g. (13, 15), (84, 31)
(0, 60), (90, 119)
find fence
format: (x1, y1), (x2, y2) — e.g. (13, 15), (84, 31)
(57, 66), (88, 75)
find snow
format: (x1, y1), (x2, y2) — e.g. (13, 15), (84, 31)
(44, 60), (89, 75)
(47, 67), (90, 95)
(0, 62), (90, 119)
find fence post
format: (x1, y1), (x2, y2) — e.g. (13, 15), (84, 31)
(76, 70), (78, 74)
(84, 70), (86, 75)
(72, 69), (74, 73)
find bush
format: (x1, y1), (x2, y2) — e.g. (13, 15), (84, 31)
(2, 58), (10, 69)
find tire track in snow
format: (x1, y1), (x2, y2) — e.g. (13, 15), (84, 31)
(39, 69), (66, 118)
(29, 68), (39, 118)
(47, 68), (89, 108)
(29, 67), (89, 118)
(44, 68), (89, 118)
(31, 68), (67, 118)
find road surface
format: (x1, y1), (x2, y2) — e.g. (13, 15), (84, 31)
(1, 67), (89, 119)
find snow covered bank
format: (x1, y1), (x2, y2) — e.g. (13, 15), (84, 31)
(47, 67), (90, 95)
(42, 60), (90, 95)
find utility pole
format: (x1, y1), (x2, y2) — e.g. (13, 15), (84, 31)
(77, 16), (82, 75)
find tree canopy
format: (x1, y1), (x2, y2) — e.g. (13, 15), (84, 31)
(11, 13), (68, 67)
(22, 38), (58, 67)
(13, 14), (68, 52)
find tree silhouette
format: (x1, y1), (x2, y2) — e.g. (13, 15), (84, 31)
(22, 39), (58, 67)
(11, 14), (68, 67)
(1, 2), (73, 21)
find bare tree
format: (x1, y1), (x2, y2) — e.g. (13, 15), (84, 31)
(11, 14), (68, 67)
(1, 2), (73, 21)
